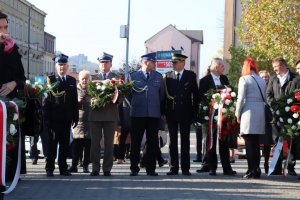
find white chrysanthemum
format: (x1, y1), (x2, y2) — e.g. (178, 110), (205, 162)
(291, 125), (296, 130)
(203, 106), (208, 111)
(214, 116), (218, 121)
(101, 85), (106, 90)
(47, 84), (51, 88)
(43, 93), (48, 98)
(9, 124), (17, 135)
(231, 92), (236, 97)
(226, 88), (232, 93)
(276, 110), (280, 115)
(295, 132), (300, 136)
(13, 113), (18, 121)
(111, 78), (116, 81)
(287, 98), (293, 104)
(225, 99), (231, 105)
(229, 107), (235, 112)
(222, 108), (227, 113)
(287, 118), (293, 124)
(25, 80), (31, 85)
(221, 93), (227, 99)
(103, 79), (110, 84)
(204, 116), (209, 120)
(213, 103), (219, 110)
(285, 106), (290, 112)
(298, 121), (300, 125)
(96, 85), (101, 90)
(293, 113), (299, 119)
(279, 117), (284, 122)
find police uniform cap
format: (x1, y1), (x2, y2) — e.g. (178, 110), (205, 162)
(171, 53), (188, 62)
(97, 52), (113, 62)
(52, 53), (68, 64)
(141, 52), (157, 61)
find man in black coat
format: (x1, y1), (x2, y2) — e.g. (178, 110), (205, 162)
(267, 56), (299, 176)
(44, 54), (79, 177)
(196, 58), (236, 176)
(164, 53), (199, 176)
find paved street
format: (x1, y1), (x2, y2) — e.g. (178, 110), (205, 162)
(5, 133), (300, 200)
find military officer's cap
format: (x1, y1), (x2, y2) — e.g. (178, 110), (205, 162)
(97, 52), (113, 62)
(141, 52), (157, 61)
(171, 53), (188, 62)
(52, 53), (68, 64)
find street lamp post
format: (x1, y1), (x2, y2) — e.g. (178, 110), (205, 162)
(27, 5), (31, 79)
(125, 0), (131, 82)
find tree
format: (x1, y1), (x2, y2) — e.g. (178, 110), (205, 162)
(235, 0), (300, 70)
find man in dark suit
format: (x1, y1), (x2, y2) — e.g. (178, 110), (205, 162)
(196, 58), (236, 176)
(44, 54), (79, 177)
(267, 56), (298, 176)
(164, 53), (199, 176)
(129, 52), (164, 176)
(89, 52), (119, 177)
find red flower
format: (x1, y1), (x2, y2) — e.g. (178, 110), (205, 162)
(110, 79), (116, 85)
(290, 105), (300, 113)
(118, 79), (124, 85)
(295, 92), (300, 100)
(6, 144), (15, 151)
(225, 95), (232, 100)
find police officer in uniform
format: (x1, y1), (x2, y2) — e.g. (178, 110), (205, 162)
(129, 52), (165, 176)
(44, 54), (79, 177)
(164, 53), (199, 176)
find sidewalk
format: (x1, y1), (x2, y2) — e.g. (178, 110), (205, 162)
(5, 133), (300, 200)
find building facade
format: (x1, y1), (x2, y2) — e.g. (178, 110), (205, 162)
(44, 32), (55, 75)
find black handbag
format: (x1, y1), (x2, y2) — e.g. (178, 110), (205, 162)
(251, 76), (273, 123)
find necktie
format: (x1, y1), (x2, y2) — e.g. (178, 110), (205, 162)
(103, 73), (106, 80)
(177, 73), (180, 82)
(146, 72), (149, 80)
(61, 76), (65, 82)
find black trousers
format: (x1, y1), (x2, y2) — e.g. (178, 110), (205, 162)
(195, 127), (202, 160)
(167, 120), (191, 172)
(30, 134), (39, 160)
(71, 138), (91, 167)
(207, 130), (232, 171)
(130, 117), (159, 173)
(117, 127), (130, 160)
(243, 134), (261, 172)
(45, 120), (71, 173)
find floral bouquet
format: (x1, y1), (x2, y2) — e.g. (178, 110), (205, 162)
(87, 77), (134, 109)
(272, 90), (300, 139)
(18, 80), (59, 100)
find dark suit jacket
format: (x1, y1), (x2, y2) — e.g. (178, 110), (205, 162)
(164, 69), (199, 122)
(0, 44), (26, 99)
(199, 74), (229, 103)
(266, 71), (299, 107)
(44, 75), (79, 123)
(88, 72), (119, 121)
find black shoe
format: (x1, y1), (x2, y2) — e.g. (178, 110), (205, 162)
(83, 166), (90, 173)
(90, 171), (99, 176)
(209, 170), (217, 176)
(230, 159), (235, 163)
(32, 159), (38, 165)
(130, 171), (139, 176)
(147, 172), (158, 176)
(223, 170), (237, 175)
(60, 171), (72, 176)
(264, 163), (269, 174)
(243, 172), (254, 179)
(288, 169), (297, 176)
(158, 160), (168, 167)
(271, 170), (282, 175)
(182, 171), (192, 176)
(103, 171), (111, 176)
(166, 171), (178, 175)
(68, 166), (78, 173)
(46, 171), (54, 177)
(193, 158), (202, 163)
(196, 166), (209, 173)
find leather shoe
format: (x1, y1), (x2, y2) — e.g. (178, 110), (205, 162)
(166, 171), (178, 175)
(68, 166), (78, 173)
(271, 170), (282, 175)
(196, 166), (209, 173)
(223, 170), (237, 175)
(243, 172), (253, 179)
(32, 159), (38, 165)
(130, 171), (138, 176)
(46, 171), (54, 177)
(209, 170), (217, 176)
(103, 171), (111, 176)
(182, 171), (192, 176)
(147, 172), (158, 176)
(60, 171), (72, 176)
(288, 169), (297, 176)
(158, 160), (168, 167)
(83, 166), (90, 173)
(90, 171), (99, 176)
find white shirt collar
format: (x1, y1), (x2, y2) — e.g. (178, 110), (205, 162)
(277, 70), (289, 87)
(211, 72), (221, 86)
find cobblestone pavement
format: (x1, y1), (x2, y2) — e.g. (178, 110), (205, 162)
(5, 133), (300, 200)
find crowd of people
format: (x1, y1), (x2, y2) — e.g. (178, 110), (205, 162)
(1, 10), (300, 184)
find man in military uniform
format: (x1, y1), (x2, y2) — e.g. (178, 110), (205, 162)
(89, 52), (119, 176)
(164, 53), (199, 176)
(129, 52), (164, 176)
(44, 54), (79, 177)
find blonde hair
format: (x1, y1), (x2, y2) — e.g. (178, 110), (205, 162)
(78, 70), (90, 80)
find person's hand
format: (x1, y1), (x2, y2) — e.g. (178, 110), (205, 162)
(78, 96), (84, 102)
(72, 121), (78, 128)
(0, 33), (9, 43)
(237, 118), (241, 124)
(0, 81), (16, 97)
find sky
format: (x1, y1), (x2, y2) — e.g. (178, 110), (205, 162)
(29, 0), (225, 74)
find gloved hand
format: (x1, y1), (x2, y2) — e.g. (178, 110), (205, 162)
(72, 121), (78, 129)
